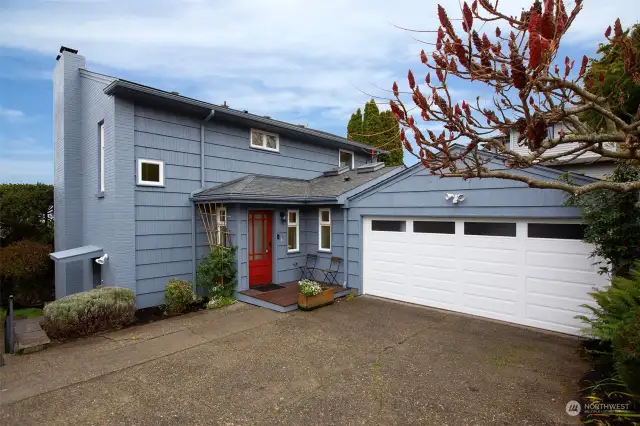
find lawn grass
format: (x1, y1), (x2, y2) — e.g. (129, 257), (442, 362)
(0, 307), (43, 320)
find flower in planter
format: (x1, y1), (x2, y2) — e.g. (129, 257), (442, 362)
(299, 279), (322, 297)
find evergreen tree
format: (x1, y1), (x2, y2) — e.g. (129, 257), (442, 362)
(347, 108), (364, 143)
(346, 99), (404, 166)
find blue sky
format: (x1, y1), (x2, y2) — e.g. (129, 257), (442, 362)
(1, 0), (638, 183)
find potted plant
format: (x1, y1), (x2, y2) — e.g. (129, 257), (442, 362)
(298, 279), (334, 311)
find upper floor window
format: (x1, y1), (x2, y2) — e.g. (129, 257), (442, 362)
(251, 129), (279, 152)
(319, 208), (331, 251)
(99, 121), (105, 193)
(339, 149), (354, 169)
(137, 159), (164, 186)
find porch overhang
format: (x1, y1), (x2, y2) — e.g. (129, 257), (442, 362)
(49, 245), (103, 264)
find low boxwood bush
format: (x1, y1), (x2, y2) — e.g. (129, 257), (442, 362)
(43, 286), (135, 338)
(164, 279), (195, 315)
(579, 264), (640, 397)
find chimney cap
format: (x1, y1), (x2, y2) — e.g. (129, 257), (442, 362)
(59, 46), (78, 54)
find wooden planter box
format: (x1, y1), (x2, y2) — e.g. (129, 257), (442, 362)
(298, 287), (334, 311)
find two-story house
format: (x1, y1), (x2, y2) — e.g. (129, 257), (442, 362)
(51, 47), (608, 336)
(509, 124), (616, 179)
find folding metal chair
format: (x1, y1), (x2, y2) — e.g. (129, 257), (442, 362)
(299, 254), (318, 280)
(320, 257), (342, 285)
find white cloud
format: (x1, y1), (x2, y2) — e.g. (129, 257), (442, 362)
(0, 0), (637, 137)
(0, 106), (26, 122)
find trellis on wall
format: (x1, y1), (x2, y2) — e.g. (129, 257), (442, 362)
(196, 201), (232, 249)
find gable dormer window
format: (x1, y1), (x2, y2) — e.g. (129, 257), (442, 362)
(339, 149), (354, 169)
(250, 129), (279, 152)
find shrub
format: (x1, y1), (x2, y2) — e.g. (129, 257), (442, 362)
(206, 296), (236, 310)
(0, 240), (54, 305)
(299, 279), (322, 297)
(0, 183), (54, 247)
(197, 246), (237, 298)
(164, 279), (195, 315)
(43, 286), (135, 338)
(565, 163), (640, 277)
(579, 264), (640, 396)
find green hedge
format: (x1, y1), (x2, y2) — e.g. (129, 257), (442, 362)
(43, 287), (136, 338)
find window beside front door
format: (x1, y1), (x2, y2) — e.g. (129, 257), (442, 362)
(287, 210), (299, 252)
(339, 149), (354, 169)
(319, 208), (331, 251)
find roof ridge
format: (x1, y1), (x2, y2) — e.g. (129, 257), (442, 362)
(236, 175), (256, 193)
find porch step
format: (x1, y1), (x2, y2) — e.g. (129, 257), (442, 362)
(14, 316), (50, 354)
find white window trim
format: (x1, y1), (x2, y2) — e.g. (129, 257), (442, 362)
(137, 158), (165, 186)
(318, 208), (331, 252)
(287, 209), (300, 253)
(99, 122), (105, 193)
(216, 207), (227, 226)
(250, 128), (280, 152)
(339, 149), (355, 169)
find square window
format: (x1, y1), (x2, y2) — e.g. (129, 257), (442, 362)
(339, 149), (354, 169)
(137, 159), (164, 186)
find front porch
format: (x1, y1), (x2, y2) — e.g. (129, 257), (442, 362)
(237, 281), (351, 313)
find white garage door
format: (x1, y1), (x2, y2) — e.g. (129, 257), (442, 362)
(362, 217), (608, 335)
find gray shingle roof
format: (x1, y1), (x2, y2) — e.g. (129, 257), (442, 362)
(193, 166), (403, 202)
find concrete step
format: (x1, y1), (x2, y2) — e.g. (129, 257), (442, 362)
(14, 316), (50, 354)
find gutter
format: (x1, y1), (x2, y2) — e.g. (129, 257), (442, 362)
(190, 194), (338, 204)
(103, 79), (388, 155)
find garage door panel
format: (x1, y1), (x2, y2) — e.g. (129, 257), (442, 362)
(526, 251), (597, 271)
(463, 282), (517, 302)
(526, 266), (604, 286)
(526, 304), (586, 332)
(462, 247), (518, 264)
(363, 216), (608, 335)
(525, 238), (591, 254)
(464, 294), (517, 317)
(462, 260), (519, 277)
(413, 263), (458, 281)
(462, 236), (519, 249)
(461, 270), (518, 291)
(527, 277), (598, 301)
(526, 292), (593, 314)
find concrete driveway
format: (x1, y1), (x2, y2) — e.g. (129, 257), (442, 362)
(0, 297), (586, 425)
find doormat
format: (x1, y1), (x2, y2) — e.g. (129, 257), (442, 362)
(253, 283), (285, 292)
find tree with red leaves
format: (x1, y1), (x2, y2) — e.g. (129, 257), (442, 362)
(391, 0), (640, 195)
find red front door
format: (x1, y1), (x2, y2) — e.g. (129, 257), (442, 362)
(248, 210), (273, 286)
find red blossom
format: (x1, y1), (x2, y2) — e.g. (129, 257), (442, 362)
(614, 18), (623, 38)
(392, 81), (399, 97)
(599, 71), (605, 83)
(529, 35), (542, 68)
(578, 55), (588, 77)
(436, 28), (445, 50)
(454, 104), (462, 116)
(420, 50), (428, 64)
(436, 68), (444, 83)
(462, 2), (473, 32)
(495, 26), (501, 37)
(425, 73), (431, 85)
(408, 70), (416, 89)
(605, 25), (612, 38)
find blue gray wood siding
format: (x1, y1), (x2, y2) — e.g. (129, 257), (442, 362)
(133, 105), (367, 305)
(345, 166), (583, 293)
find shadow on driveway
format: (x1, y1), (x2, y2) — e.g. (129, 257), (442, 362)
(0, 297), (586, 425)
